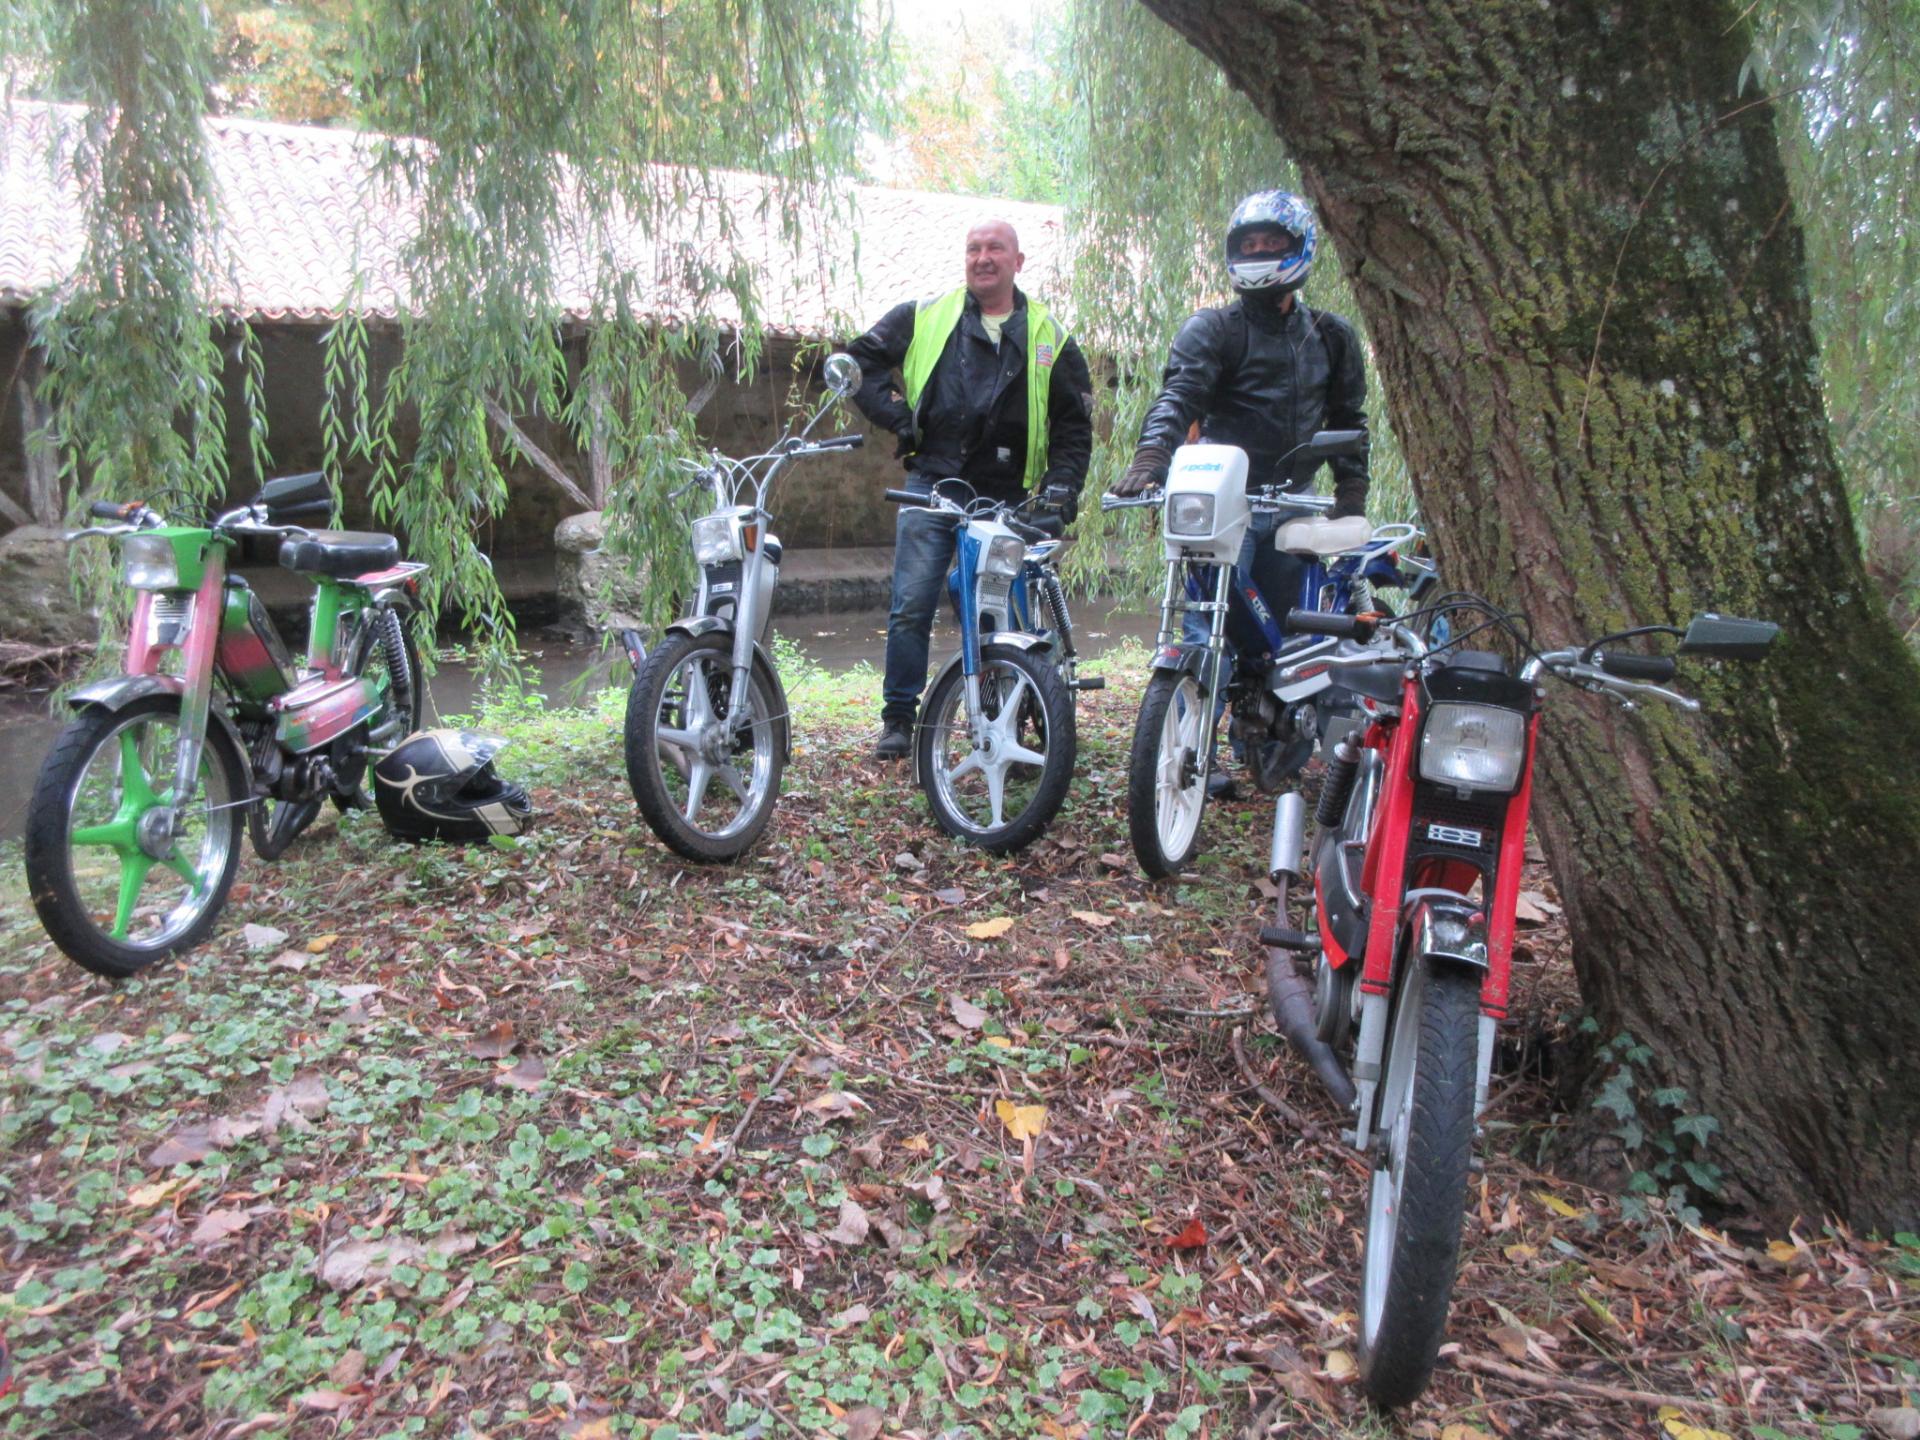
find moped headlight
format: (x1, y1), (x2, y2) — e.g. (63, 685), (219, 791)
(120, 534), (181, 590)
(983, 534), (1025, 579)
(691, 515), (741, 566)
(1166, 493), (1215, 538)
(1419, 702), (1527, 793)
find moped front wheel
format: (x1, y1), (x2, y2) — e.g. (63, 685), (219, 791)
(1127, 669), (1208, 877)
(917, 644), (1074, 854)
(625, 629), (784, 863)
(1357, 958), (1480, 1408)
(24, 697), (247, 978)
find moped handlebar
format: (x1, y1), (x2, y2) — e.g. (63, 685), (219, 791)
(1593, 651), (1678, 683)
(89, 499), (134, 521)
(1100, 491), (1162, 511)
(808, 434), (866, 451)
(884, 488), (923, 505)
(1284, 608), (1378, 641)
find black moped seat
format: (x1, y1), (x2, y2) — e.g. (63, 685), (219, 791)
(278, 530), (401, 578)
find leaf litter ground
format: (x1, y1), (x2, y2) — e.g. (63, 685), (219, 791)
(0, 650), (1913, 1440)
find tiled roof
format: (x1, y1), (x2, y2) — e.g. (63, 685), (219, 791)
(0, 100), (1070, 337)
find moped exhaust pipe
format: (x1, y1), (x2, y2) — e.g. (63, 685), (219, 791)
(1261, 790), (1357, 1110)
(1265, 953), (1357, 1111)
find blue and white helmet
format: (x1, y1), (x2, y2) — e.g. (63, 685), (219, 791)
(1225, 190), (1317, 294)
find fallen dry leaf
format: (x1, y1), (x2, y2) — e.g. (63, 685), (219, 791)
(127, 1178), (185, 1208)
(1534, 1189), (1586, 1219)
(190, 1209), (252, 1247)
(964, 916), (1015, 940)
(994, 1099), (1047, 1141)
(467, 1021), (517, 1061)
(1070, 910), (1114, 928)
(262, 1074), (330, 1133)
(306, 933), (339, 954)
(242, 923), (288, 952)
(1656, 1409), (1734, 1440)
(494, 1055), (547, 1092)
(842, 1405), (885, 1440)
(801, 1090), (869, 1122)
(824, 1199), (870, 1246)
(299, 1389), (353, 1412)
(949, 995), (987, 1029)
(317, 1232), (475, 1292)
(1167, 1217), (1208, 1250)
(1322, 1349), (1356, 1380)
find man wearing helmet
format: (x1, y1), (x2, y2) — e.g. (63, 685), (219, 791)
(1113, 192), (1369, 794)
(845, 219), (1095, 760)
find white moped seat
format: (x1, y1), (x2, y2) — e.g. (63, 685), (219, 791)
(1273, 514), (1373, 557)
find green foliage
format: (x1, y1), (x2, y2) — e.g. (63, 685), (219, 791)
(1060, 0), (1414, 598)
(1585, 1027), (1724, 1226)
(19, 0), (235, 521)
(208, 0), (354, 122)
(1746, 0), (1920, 639)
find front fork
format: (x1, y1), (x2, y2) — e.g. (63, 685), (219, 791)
(1159, 559), (1233, 775)
(160, 556), (228, 832)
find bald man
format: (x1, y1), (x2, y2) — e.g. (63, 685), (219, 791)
(845, 219), (1094, 759)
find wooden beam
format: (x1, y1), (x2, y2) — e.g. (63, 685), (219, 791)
(481, 396), (592, 512)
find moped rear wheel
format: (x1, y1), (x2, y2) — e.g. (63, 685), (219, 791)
(918, 644), (1074, 854)
(1127, 670), (1207, 877)
(625, 629), (784, 863)
(24, 697), (247, 978)
(1357, 958), (1480, 1407)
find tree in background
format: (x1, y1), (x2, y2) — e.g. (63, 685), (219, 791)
(6, 0), (880, 642)
(1075, 0), (1920, 1230)
(208, 0), (353, 123)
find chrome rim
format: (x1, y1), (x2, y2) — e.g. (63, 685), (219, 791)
(62, 710), (236, 951)
(1362, 959), (1426, 1346)
(1153, 674), (1206, 860)
(928, 657), (1052, 835)
(650, 647), (776, 841)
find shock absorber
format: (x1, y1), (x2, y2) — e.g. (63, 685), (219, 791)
(378, 607), (413, 717)
(1315, 732), (1362, 827)
(1040, 572), (1074, 656)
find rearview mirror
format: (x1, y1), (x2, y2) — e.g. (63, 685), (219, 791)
(1307, 429), (1367, 459)
(822, 352), (861, 398)
(1678, 613), (1779, 659)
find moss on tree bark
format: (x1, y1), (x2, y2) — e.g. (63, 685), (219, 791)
(1141, 0), (1920, 1231)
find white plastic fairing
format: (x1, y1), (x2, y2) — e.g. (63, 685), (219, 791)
(1162, 444), (1252, 564)
(1273, 514), (1374, 557)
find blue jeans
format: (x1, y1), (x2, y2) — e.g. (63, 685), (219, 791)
(1181, 507), (1310, 693)
(883, 482), (961, 722)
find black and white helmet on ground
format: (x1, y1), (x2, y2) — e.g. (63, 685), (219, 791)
(374, 729), (532, 842)
(1225, 190), (1318, 294)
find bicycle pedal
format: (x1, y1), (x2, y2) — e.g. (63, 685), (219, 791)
(1258, 924), (1316, 952)
(1071, 676), (1106, 691)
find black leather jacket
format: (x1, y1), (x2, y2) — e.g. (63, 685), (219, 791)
(847, 288), (1094, 506)
(1137, 297), (1369, 515)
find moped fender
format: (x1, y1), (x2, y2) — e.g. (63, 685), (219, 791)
(1148, 641), (1207, 676)
(67, 673), (187, 713)
(1403, 891), (1490, 972)
(66, 675), (253, 787)
(663, 618), (792, 764)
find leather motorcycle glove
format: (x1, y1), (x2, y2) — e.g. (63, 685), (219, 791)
(893, 424), (917, 461)
(1113, 444), (1170, 497)
(1036, 482), (1078, 527)
(1328, 480), (1368, 521)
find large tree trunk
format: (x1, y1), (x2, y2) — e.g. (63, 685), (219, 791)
(1141, 0), (1920, 1231)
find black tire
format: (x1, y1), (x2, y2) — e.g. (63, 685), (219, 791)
(1357, 960), (1481, 1408)
(917, 643), (1074, 854)
(332, 605), (425, 813)
(1127, 669), (1208, 878)
(625, 628), (786, 862)
(24, 697), (248, 979)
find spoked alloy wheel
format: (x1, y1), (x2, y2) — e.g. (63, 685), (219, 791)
(625, 629), (784, 862)
(917, 645), (1074, 854)
(1127, 670), (1207, 878)
(24, 697), (247, 978)
(1357, 958), (1481, 1407)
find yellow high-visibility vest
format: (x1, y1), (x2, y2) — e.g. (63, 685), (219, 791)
(899, 287), (1062, 488)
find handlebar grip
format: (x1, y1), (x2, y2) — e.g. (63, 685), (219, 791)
(1595, 651), (1678, 682)
(89, 500), (131, 520)
(814, 434), (865, 450)
(1285, 609), (1377, 640)
(884, 488), (924, 505)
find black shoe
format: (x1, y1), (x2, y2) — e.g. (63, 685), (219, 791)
(874, 718), (912, 760)
(1206, 767), (1239, 801)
